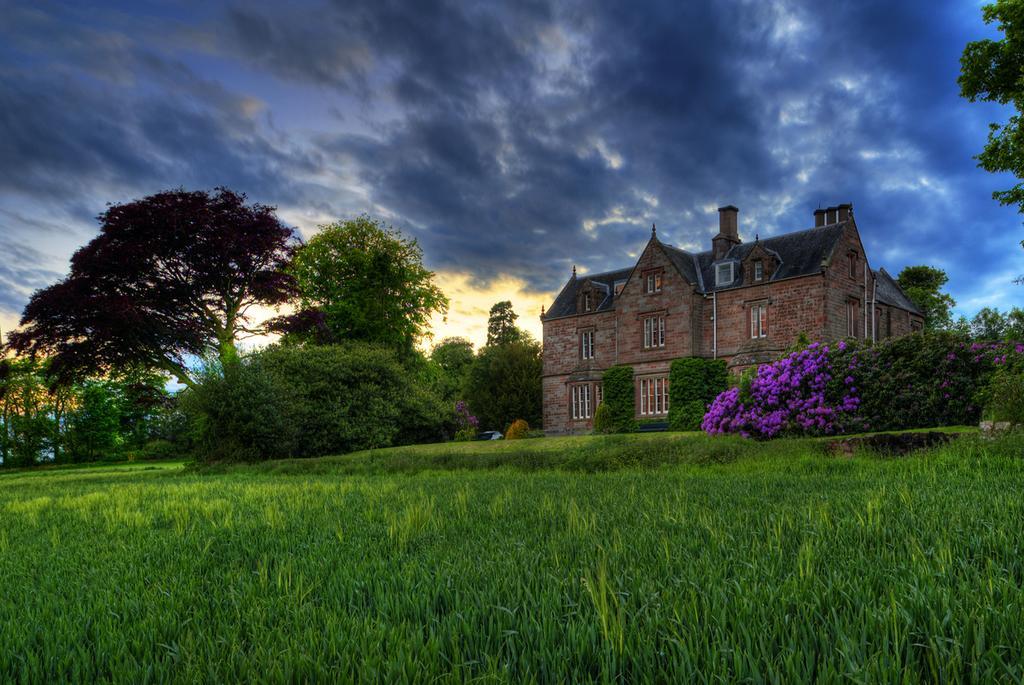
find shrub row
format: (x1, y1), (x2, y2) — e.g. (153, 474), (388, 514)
(703, 332), (1024, 439)
(180, 343), (450, 461)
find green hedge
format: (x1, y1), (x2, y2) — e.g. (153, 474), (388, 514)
(601, 366), (637, 433)
(669, 358), (728, 431)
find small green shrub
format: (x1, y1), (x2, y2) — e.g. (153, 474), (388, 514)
(601, 366), (637, 433)
(668, 358), (728, 431)
(986, 366), (1024, 424)
(505, 419), (530, 440)
(672, 400), (706, 432)
(592, 403), (613, 434)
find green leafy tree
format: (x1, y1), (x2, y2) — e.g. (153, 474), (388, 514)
(959, 1), (1024, 281)
(897, 266), (956, 330)
(1006, 306), (1024, 339)
(429, 337), (475, 403)
(486, 301), (523, 346)
(65, 381), (123, 462)
(972, 307), (1009, 340)
(0, 358), (58, 466)
(463, 338), (542, 431)
(273, 216), (449, 353)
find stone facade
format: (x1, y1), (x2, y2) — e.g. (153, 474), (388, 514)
(541, 204), (925, 435)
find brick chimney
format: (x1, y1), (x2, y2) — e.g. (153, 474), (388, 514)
(815, 203), (853, 226)
(712, 205), (741, 259)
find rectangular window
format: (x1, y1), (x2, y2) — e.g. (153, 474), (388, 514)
(644, 270), (662, 294)
(643, 315), (665, 349)
(849, 253), (857, 279)
(571, 384), (592, 420)
(754, 260), (764, 281)
(584, 292), (592, 312)
(847, 300), (858, 337)
(750, 304), (768, 339)
(715, 262), (733, 287)
(595, 384), (603, 407)
(639, 378), (670, 416)
(580, 330), (594, 359)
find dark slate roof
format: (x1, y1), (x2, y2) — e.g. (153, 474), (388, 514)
(687, 222), (847, 292)
(659, 243), (702, 287)
(873, 268), (922, 314)
(544, 220), (915, 318)
(545, 267), (633, 319)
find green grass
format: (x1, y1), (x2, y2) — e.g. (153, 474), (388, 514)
(1, 431), (1023, 682)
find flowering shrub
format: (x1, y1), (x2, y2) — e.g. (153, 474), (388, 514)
(453, 400), (479, 441)
(702, 342), (860, 438)
(703, 333), (1024, 439)
(836, 334), (1023, 432)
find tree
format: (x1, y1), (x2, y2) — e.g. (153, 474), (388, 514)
(429, 337), (475, 403)
(463, 337), (542, 431)
(972, 307), (1008, 340)
(272, 216), (448, 353)
(6, 188), (296, 387)
(486, 301), (523, 346)
(959, 1), (1024, 281)
(1006, 306), (1024, 339)
(65, 381), (122, 463)
(896, 266), (956, 330)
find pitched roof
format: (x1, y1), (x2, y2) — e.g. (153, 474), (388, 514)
(545, 267), (633, 319)
(687, 222), (847, 292)
(873, 268), (922, 314)
(543, 219), (917, 319)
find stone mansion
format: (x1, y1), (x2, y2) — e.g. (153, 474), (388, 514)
(540, 203), (924, 435)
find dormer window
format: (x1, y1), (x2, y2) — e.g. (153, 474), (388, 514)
(754, 260), (764, 281)
(583, 292), (592, 312)
(715, 262), (734, 287)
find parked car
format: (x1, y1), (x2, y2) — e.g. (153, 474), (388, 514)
(476, 431), (503, 441)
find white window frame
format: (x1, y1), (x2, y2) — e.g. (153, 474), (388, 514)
(580, 330), (594, 359)
(643, 315), (665, 349)
(754, 260), (764, 281)
(644, 270), (662, 294)
(715, 262), (734, 287)
(571, 384), (592, 420)
(751, 304), (767, 339)
(583, 292), (592, 312)
(639, 377), (670, 416)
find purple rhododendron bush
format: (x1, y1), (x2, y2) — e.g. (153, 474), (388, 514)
(703, 332), (1024, 439)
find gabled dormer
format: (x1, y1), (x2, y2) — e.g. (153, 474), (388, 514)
(742, 242), (780, 284)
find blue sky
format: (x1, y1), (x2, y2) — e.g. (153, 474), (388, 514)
(0, 0), (1019, 346)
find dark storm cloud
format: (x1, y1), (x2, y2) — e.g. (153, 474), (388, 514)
(0, 240), (61, 315)
(0, 0), (1019, 317)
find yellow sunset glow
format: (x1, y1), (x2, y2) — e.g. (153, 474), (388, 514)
(427, 271), (551, 350)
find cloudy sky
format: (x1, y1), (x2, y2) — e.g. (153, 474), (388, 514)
(0, 0), (1019, 348)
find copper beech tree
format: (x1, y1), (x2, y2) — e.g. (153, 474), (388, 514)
(7, 188), (297, 387)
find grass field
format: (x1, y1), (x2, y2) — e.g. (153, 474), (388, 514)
(1, 431), (1023, 682)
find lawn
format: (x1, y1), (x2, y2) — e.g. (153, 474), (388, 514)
(1, 431), (1023, 682)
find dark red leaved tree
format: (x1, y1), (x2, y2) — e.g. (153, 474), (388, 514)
(7, 188), (297, 386)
